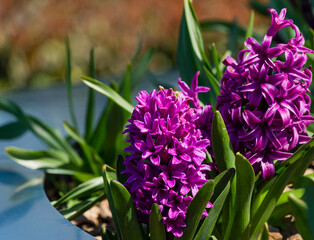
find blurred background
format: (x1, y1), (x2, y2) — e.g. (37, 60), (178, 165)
(0, 0), (309, 91)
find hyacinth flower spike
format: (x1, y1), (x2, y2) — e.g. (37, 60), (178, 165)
(217, 8), (314, 179)
(122, 72), (214, 237)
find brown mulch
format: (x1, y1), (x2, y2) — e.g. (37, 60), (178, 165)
(70, 199), (115, 239)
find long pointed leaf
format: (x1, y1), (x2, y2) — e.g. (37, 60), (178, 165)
(225, 153), (255, 240)
(211, 111), (236, 234)
(175, 180), (214, 240)
(53, 176), (103, 207)
(65, 37), (78, 129)
(102, 165), (121, 240)
(289, 194), (312, 240)
(245, 11), (255, 39)
(248, 145), (314, 239)
(81, 76), (134, 114)
(149, 204), (166, 240)
(0, 121), (28, 139)
(194, 169), (234, 240)
(6, 147), (71, 170)
(85, 48), (96, 141)
(177, 0), (213, 105)
(64, 121), (102, 175)
(110, 180), (143, 240)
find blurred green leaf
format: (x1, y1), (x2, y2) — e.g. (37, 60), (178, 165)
(304, 177), (314, 237)
(194, 169), (234, 240)
(176, 180), (214, 240)
(245, 11), (255, 39)
(177, 0), (214, 105)
(64, 121), (102, 175)
(250, 0), (269, 15)
(130, 47), (156, 88)
(6, 147), (71, 170)
(46, 169), (94, 182)
(248, 144), (314, 239)
(0, 121), (28, 139)
(149, 204), (166, 240)
(85, 48), (96, 141)
(130, 35), (143, 64)
(289, 194), (312, 240)
(210, 43), (222, 81)
(203, 67), (220, 98)
(225, 153), (255, 240)
(116, 155), (127, 185)
(212, 111), (235, 172)
(211, 111), (236, 234)
(81, 76), (134, 114)
(102, 165), (121, 240)
(53, 176), (103, 207)
(110, 180), (143, 240)
(0, 97), (27, 119)
(26, 116), (83, 167)
(260, 224), (269, 240)
(120, 63), (132, 104)
(61, 194), (105, 221)
(65, 37), (78, 130)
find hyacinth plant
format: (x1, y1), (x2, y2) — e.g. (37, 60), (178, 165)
(1, 0), (314, 240)
(98, 2), (314, 240)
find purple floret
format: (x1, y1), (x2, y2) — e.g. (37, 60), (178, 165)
(122, 73), (214, 237)
(217, 8), (314, 179)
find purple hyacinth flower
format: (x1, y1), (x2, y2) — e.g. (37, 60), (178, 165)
(122, 73), (214, 237)
(217, 8), (314, 179)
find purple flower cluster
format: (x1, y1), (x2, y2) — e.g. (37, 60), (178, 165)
(122, 72), (213, 237)
(217, 8), (314, 179)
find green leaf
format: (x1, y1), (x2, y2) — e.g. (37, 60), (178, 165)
(211, 111), (235, 172)
(309, 28), (314, 50)
(63, 121), (102, 175)
(130, 47), (156, 88)
(26, 116), (83, 167)
(289, 194), (312, 240)
(250, 0), (269, 15)
(245, 11), (255, 39)
(130, 35), (143, 63)
(175, 180), (214, 240)
(203, 67), (220, 98)
(304, 177), (314, 238)
(259, 224), (269, 240)
(65, 37), (78, 129)
(194, 169), (234, 240)
(224, 153), (255, 240)
(210, 43), (222, 81)
(0, 121), (28, 139)
(85, 48), (96, 141)
(120, 62), (132, 104)
(116, 155), (127, 185)
(228, 19), (239, 55)
(46, 169), (94, 182)
(61, 194), (105, 221)
(102, 165), (121, 240)
(211, 111), (236, 234)
(177, 0), (213, 105)
(248, 145), (314, 239)
(0, 97), (26, 119)
(53, 176), (103, 207)
(149, 204), (166, 240)
(6, 147), (71, 170)
(110, 180), (143, 240)
(81, 76), (134, 114)
(269, 188), (305, 224)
